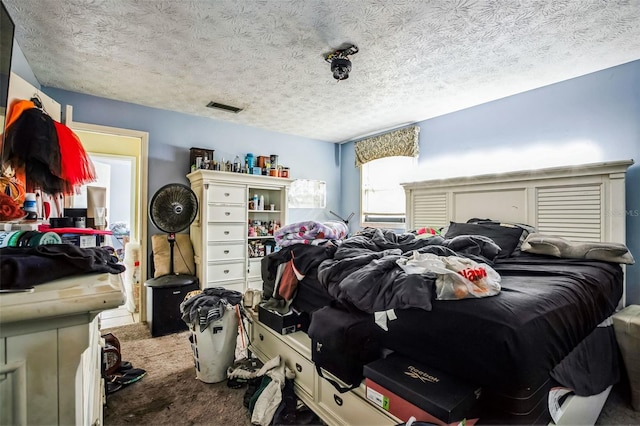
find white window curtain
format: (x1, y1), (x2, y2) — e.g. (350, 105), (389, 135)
(354, 125), (420, 167)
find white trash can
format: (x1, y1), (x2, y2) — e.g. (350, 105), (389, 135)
(189, 304), (239, 383)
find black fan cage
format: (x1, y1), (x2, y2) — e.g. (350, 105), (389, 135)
(149, 183), (198, 233)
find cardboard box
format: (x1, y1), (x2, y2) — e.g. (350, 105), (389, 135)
(364, 353), (481, 424)
(258, 304), (309, 335)
(613, 305), (640, 411)
(60, 233), (100, 248)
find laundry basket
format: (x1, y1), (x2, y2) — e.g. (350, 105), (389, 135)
(180, 288), (243, 383)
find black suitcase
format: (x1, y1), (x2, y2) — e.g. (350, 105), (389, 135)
(308, 304), (382, 393)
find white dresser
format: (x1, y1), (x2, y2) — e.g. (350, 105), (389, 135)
(0, 273), (125, 426)
(187, 170), (292, 293)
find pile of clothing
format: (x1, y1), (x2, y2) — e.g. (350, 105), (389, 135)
(227, 356), (319, 425)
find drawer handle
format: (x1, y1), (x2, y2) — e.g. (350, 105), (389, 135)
(224, 250), (229, 254)
(295, 363), (302, 373)
(224, 192), (230, 197)
(224, 231), (230, 235)
(224, 269), (229, 274)
(225, 212), (231, 216)
(259, 333), (264, 341)
(333, 394), (343, 406)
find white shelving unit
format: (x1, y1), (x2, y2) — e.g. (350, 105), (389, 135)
(187, 169), (293, 293)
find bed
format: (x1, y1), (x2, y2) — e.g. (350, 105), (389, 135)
(259, 160), (634, 425)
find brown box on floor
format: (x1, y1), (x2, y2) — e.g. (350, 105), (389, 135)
(613, 304), (640, 411)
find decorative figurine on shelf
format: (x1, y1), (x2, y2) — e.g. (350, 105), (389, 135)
(248, 226), (257, 237)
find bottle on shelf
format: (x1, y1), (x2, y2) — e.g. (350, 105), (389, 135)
(252, 194), (258, 210)
(259, 195), (264, 211)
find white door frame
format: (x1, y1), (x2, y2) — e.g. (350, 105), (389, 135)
(65, 105), (149, 322)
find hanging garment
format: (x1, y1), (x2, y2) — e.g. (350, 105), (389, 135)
(2, 107), (66, 193)
(1, 100), (96, 195)
(53, 121), (96, 187)
(4, 99), (35, 129)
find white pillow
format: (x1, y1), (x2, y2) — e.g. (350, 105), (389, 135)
(521, 233), (634, 264)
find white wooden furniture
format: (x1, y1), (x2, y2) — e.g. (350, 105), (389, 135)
(248, 310), (400, 426)
(248, 160), (633, 426)
(0, 273), (124, 426)
(187, 170), (293, 293)
(403, 160), (632, 244)
(403, 160), (633, 305)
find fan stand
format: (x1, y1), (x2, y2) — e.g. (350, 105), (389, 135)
(168, 232), (176, 275)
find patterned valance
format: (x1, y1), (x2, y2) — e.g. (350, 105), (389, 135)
(354, 125), (420, 167)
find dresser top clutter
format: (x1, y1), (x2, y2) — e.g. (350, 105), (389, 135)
(189, 148), (290, 178)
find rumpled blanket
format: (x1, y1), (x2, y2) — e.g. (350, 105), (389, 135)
(179, 287), (243, 331)
(317, 230), (502, 313)
(274, 220), (348, 247)
(0, 243), (125, 289)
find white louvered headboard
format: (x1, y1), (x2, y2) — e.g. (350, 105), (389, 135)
(403, 160), (633, 245)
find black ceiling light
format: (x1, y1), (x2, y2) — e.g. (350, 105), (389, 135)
(325, 44), (358, 81)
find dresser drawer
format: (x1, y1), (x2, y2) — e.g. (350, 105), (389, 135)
(207, 261), (245, 282)
(248, 258), (262, 279)
(207, 205), (245, 222)
(247, 279), (263, 291)
(208, 184), (246, 204)
(203, 280), (244, 293)
(252, 322), (314, 396)
(207, 223), (245, 241)
(207, 243), (245, 262)
(318, 379), (395, 426)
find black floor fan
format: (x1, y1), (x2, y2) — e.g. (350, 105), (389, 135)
(146, 183), (199, 287)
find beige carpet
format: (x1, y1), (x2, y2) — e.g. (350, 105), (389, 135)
(101, 322), (250, 425)
(101, 322), (640, 426)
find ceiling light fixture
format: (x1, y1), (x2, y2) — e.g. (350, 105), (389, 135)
(324, 45), (358, 81)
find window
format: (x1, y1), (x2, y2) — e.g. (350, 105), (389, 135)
(288, 179), (326, 208)
(361, 156), (417, 228)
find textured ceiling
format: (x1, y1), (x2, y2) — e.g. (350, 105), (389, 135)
(4, 0), (640, 143)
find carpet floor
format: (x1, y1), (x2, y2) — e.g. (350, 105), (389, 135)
(101, 323), (250, 425)
(101, 322), (640, 426)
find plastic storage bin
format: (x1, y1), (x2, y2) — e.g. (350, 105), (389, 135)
(189, 305), (239, 383)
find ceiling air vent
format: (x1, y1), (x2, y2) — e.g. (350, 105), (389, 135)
(206, 101), (243, 113)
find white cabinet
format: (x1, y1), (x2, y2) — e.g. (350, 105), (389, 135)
(0, 273), (125, 426)
(248, 313), (399, 426)
(187, 170), (292, 293)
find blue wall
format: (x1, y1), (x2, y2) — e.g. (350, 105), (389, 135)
(342, 60), (640, 305)
(41, 88), (340, 227)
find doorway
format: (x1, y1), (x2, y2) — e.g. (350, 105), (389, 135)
(65, 113), (149, 327)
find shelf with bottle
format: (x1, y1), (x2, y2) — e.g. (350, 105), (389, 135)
(248, 188), (281, 212)
(248, 210), (281, 214)
(248, 219), (280, 238)
(248, 239), (276, 258)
